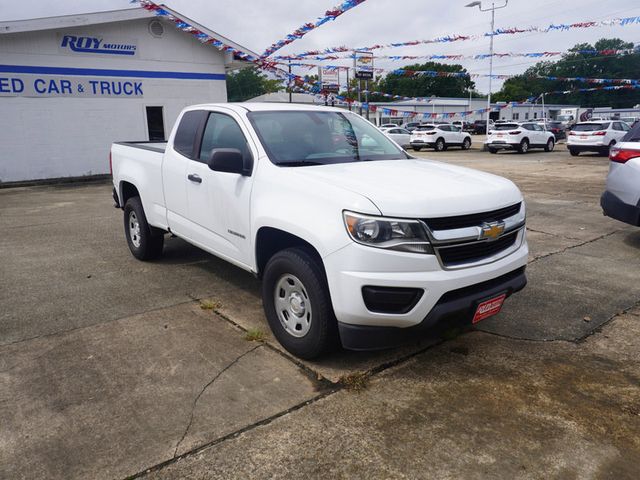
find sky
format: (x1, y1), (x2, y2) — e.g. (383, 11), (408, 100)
(3, 0), (640, 94)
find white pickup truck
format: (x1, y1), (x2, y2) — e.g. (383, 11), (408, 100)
(111, 103), (528, 359)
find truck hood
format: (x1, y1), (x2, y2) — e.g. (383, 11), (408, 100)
(289, 159), (522, 218)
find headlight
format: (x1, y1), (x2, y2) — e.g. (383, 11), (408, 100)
(343, 211), (433, 254)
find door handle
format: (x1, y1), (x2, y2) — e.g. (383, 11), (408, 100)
(187, 174), (202, 184)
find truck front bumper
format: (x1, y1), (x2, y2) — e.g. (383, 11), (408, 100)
(323, 237), (529, 350)
(338, 267), (526, 350)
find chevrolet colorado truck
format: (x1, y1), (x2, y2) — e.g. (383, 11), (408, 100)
(111, 103), (528, 359)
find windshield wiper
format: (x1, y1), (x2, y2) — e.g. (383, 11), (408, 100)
(277, 161), (324, 167)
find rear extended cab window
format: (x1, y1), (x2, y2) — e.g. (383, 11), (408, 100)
(173, 110), (208, 159)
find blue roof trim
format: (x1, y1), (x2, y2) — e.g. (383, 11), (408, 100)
(0, 64), (226, 80)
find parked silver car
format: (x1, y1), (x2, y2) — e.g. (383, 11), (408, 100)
(601, 123), (640, 226)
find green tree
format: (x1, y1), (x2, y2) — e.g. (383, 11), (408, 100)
(339, 63), (480, 101)
(493, 38), (640, 108)
(226, 67), (282, 102)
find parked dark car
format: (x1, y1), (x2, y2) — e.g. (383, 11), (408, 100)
(471, 120), (494, 135)
(537, 121), (566, 141)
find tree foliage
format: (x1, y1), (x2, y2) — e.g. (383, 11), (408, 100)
(493, 38), (640, 108)
(226, 67), (282, 102)
(339, 62), (481, 101)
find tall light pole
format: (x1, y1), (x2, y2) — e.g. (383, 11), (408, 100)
(466, 0), (509, 138)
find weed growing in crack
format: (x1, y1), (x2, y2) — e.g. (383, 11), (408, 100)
(244, 329), (266, 342)
(200, 300), (222, 311)
(338, 372), (369, 392)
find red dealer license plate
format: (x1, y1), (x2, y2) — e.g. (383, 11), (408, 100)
(472, 294), (507, 324)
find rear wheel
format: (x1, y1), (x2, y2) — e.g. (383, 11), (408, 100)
(544, 138), (555, 152)
(262, 248), (338, 359)
(435, 138), (446, 152)
(123, 197), (164, 260)
(413, 146), (422, 152)
(518, 139), (529, 154)
(601, 140), (616, 156)
(488, 148), (498, 154)
(569, 148), (579, 157)
(461, 137), (471, 150)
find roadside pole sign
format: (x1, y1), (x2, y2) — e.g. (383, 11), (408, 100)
(354, 51), (374, 80)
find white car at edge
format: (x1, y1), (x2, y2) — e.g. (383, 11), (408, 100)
(110, 103), (528, 359)
(601, 123), (640, 226)
(485, 122), (555, 154)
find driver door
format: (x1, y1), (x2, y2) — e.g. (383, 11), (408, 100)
(185, 110), (256, 267)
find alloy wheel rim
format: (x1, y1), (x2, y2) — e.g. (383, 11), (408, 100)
(274, 274), (312, 338)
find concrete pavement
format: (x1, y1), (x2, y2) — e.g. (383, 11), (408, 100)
(1, 146), (639, 479)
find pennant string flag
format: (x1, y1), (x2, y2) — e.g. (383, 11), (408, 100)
(273, 46), (639, 62)
(282, 16), (640, 58)
(261, 0), (370, 58)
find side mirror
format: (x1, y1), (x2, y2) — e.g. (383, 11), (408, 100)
(207, 148), (252, 176)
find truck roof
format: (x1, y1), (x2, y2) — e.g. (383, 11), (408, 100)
(185, 102), (348, 113)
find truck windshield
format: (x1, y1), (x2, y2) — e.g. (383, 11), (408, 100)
(248, 111), (409, 166)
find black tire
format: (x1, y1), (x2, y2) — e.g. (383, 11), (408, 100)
(488, 148), (498, 154)
(569, 148), (580, 157)
(413, 146), (422, 152)
(262, 248), (338, 359)
(435, 138), (446, 152)
(123, 197), (164, 260)
(518, 138), (529, 154)
(544, 138), (555, 152)
(462, 137), (471, 150)
(601, 140), (616, 156)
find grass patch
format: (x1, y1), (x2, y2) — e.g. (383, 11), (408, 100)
(200, 299), (221, 311)
(338, 372), (370, 392)
(244, 328), (266, 342)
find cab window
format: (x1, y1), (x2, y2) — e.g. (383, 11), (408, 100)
(199, 112), (250, 162)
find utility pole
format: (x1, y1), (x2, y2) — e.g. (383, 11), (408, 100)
(288, 61), (292, 103)
(346, 68), (351, 111)
(466, 1), (509, 137)
(365, 79), (369, 120)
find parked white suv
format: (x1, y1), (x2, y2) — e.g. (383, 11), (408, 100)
(410, 124), (472, 152)
(601, 123), (640, 226)
(567, 121), (630, 156)
(485, 122), (555, 154)
(111, 103), (528, 359)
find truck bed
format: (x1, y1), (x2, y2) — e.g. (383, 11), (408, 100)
(114, 141), (168, 154)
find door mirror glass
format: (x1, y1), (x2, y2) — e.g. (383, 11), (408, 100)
(208, 148), (246, 175)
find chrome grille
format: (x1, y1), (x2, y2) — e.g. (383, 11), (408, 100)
(423, 203), (525, 269)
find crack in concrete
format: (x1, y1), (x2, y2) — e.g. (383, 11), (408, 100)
(130, 390), (340, 479)
(528, 229), (625, 264)
(525, 227), (581, 241)
(172, 344), (262, 459)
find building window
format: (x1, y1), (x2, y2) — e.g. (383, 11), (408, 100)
(146, 106), (165, 141)
(525, 112), (529, 120)
(534, 112), (538, 119)
(513, 113), (519, 120)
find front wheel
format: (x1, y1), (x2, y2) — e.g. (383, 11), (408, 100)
(518, 139), (529, 154)
(123, 197), (164, 260)
(544, 138), (555, 152)
(461, 137), (471, 150)
(262, 248), (338, 359)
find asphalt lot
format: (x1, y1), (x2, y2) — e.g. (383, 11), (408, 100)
(2, 142), (640, 479)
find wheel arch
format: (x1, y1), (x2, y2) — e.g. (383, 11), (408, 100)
(119, 181), (140, 209)
(255, 227), (325, 279)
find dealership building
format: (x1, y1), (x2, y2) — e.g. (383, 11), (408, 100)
(0, 7), (256, 183)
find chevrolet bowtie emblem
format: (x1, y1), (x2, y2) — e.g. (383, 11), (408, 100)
(480, 221), (505, 241)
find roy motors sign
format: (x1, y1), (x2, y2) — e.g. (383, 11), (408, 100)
(59, 34), (138, 57)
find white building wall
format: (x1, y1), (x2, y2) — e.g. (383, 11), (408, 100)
(0, 16), (229, 182)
